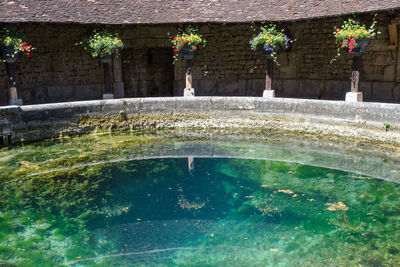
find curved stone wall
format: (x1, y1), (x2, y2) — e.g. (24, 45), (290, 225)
(1, 97), (400, 145)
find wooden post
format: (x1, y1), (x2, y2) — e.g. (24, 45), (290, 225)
(345, 55), (363, 102)
(183, 58), (194, 97)
(263, 58), (275, 97)
(6, 62), (23, 105)
(103, 61), (114, 99)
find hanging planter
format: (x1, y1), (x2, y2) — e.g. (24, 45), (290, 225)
(250, 24), (292, 61)
(171, 26), (206, 60)
(342, 38), (371, 56)
(81, 29), (124, 61)
(0, 28), (33, 62)
(179, 45), (199, 58)
(333, 17), (379, 58)
(256, 44), (282, 59)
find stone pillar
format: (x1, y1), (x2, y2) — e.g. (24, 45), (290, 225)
(345, 56), (363, 102)
(6, 62), (23, 106)
(113, 56), (125, 98)
(102, 60), (114, 99)
(184, 58), (195, 97)
(263, 58), (275, 98)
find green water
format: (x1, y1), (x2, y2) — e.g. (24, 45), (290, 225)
(0, 132), (399, 266)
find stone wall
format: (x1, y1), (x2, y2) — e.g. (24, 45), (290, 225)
(1, 97), (400, 146)
(0, 11), (399, 105)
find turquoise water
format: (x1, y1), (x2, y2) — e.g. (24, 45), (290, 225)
(0, 133), (399, 266)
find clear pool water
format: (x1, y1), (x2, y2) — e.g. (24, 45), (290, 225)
(0, 132), (399, 266)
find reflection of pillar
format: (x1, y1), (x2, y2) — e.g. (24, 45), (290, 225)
(263, 58), (275, 98)
(6, 62), (23, 106)
(113, 56), (125, 98)
(103, 61), (114, 99)
(345, 56), (363, 102)
(183, 58), (194, 97)
(188, 156), (194, 171)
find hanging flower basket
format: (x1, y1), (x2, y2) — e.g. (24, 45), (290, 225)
(343, 38), (371, 56)
(0, 45), (22, 63)
(333, 17), (379, 59)
(179, 45), (199, 58)
(0, 28), (34, 62)
(256, 44), (282, 59)
(100, 54), (113, 63)
(250, 24), (292, 61)
(171, 26), (206, 60)
(81, 29), (124, 61)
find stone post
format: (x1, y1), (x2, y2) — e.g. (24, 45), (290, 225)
(263, 58), (275, 98)
(102, 60), (114, 99)
(345, 56), (363, 102)
(183, 57), (195, 97)
(6, 62), (23, 106)
(188, 156), (194, 171)
(112, 56), (125, 98)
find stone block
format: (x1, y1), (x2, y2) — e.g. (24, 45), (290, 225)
(248, 79), (265, 96)
(103, 94), (114, 99)
(9, 99), (23, 106)
(211, 97), (256, 111)
(183, 88), (195, 97)
(359, 82), (373, 99)
(197, 80), (217, 96)
(345, 92), (363, 102)
(371, 82), (394, 102)
(48, 85), (74, 102)
(113, 82), (125, 98)
(373, 52), (392, 66)
(175, 97), (212, 112)
(394, 84), (400, 102)
(216, 80), (246, 96)
(383, 65), (396, 82)
(74, 84), (103, 101)
(33, 87), (48, 104)
(282, 80), (298, 97)
(140, 98), (176, 113)
(323, 80), (348, 100)
(263, 90), (275, 98)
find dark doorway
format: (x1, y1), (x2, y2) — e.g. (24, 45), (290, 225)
(122, 47), (174, 97)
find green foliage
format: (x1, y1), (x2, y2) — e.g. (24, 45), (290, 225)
(82, 29), (124, 59)
(332, 15), (379, 61)
(0, 28), (34, 58)
(249, 24), (292, 61)
(170, 26), (206, 60)
(384, 121), (392, 132)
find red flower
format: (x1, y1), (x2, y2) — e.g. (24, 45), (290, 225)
(181, 42), (184, 46)
(347, 36), (351, 39)
(174, 49), (178, 52)
(27, 52), (31, 58)
(173, 36), (177, 40)
(22, 42), (27, 46)
(368, 35), (371, 38)
(193, 46), (197, 51)
(353, 34), (356, 37)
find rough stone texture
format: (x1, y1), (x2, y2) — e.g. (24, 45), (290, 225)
(0, 12), (399, 104)
(1, 97), (400, 146)
(1, 0), (399, 24)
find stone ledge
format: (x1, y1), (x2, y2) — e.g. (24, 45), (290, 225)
(1, 97), (400, 145)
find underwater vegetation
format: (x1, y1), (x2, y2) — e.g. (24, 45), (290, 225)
(0, 131), (399, 266)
